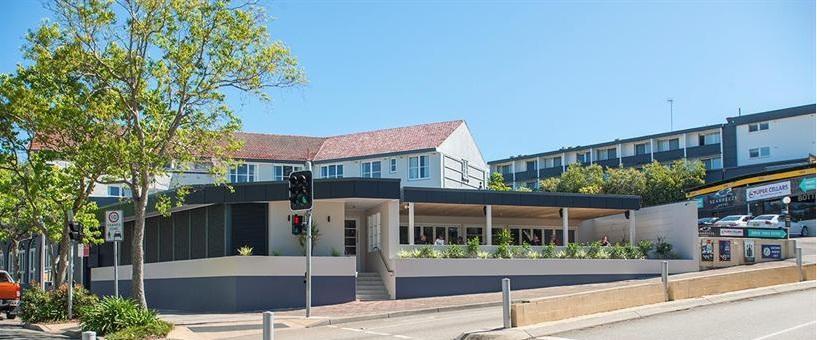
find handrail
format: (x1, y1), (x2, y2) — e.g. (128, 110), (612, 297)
(376, 248), (395, 275)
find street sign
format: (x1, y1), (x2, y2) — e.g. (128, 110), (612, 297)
(746, 228), (788, 239)
(761, 244), (782, 259)
(799, 177), (815, 193)
(105, 210), (124, 242)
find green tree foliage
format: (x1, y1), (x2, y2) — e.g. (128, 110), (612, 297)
(557, 164), (604, 193)
(487, 172), (512, 191)
(602, 167), (647, 196)
(18, 0), (305, 307)
(642, 160), (705, 206)
(538, 177), (561, 192)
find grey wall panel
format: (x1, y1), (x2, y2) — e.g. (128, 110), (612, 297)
(145, 217), (159, 263)
(173, 211), (190, 261)
(158, 216), (173, 262)
(395, 274), (651, 299)
(189, 208), (207, 259)
(722, 125), (737, 168)
(207, 205), (225, 257)
(230, 204), (268, 256)
(121, 221), (133, 266)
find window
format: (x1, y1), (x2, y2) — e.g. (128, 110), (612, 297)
(576, 152), (591, 163)
(320, 164), (344, 178)
(229, 164), (256, 183)
(635, 143), (650, 155)
(361, 161), (381, 178)
(497, 164), (512, 176)
(367, 213), (381, 252)
(273, 165), (302, 181)
(409, 156), (430, 179)
(108, 186), (132, 197)
(657, 138), (679, 152)
(702, 157), (722, 170)
(596, 148), (616, 160)
(698, 132), (721, 146)
(465, 227), (483, 244)
(551, 156), (562, 168)
(389, 159), (397, 173)
(462, 159), (470, 181)
(749, 122), (770, 132)
(525, 160), (536, 172)
(749, 147), (770, 159)
(29, 247), (36, 283)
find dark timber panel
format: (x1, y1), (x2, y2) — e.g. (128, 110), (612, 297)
(144, 217), (159, 263)
(230, 203), (268, 256)
(122, 221), (133, 265)
(189, 207), (207, 259)
(207, 205), (225, 257)
(158, 216), (173, 262)
(173, 211), (190, 261)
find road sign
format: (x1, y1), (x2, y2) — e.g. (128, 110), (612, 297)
(746, 228), (788, 239)
(799, 177), (815, 193)
(761, 244), (782, 259)
(105, 210), (124, 242)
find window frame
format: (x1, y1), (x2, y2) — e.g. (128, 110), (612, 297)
(229, 163), (257, 183)
(389, 158), (398, 173)
(320, 164), (344, 179)
(361, 161), (382, 178)
(408, 155), (430, 180)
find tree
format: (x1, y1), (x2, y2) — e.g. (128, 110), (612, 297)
(487, 172), (512, 191)
(24, 0), (305, 307)
(557, 163), (604, 193)
(538, 177), (561, 192)
(641, 160), (705, 206)
(602, 167), (647, 196)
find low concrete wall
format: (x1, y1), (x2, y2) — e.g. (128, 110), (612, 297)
(512, 281), (665, 327)
(698, 237), (796, 269)
(668, 263), (815, 300)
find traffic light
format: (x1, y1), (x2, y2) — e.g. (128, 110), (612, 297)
(68, 220), (83, 241)
(292, 214), (305, 235)
(288, 170), (313, 211)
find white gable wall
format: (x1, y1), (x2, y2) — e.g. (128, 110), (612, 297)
(437, 123), (489, 189)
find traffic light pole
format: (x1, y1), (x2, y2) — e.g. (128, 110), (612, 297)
(305, 161), (313, 318)
(68, 240), (74, 319)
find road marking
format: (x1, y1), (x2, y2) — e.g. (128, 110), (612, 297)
(393, 335), (412, 339)
(364, 330), (391, 336)
(752, 320), (816, 340)
(340, 327), (363, 332)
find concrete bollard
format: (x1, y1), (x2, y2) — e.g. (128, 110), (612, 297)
(81, 331), (96, 340)
(263, 311), (274, 340)
(502, 278), (511, 329)
(796, 247), (803, 281)
(661, 261), (669, 301)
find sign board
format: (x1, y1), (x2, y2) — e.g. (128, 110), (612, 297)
(719, 228), (744, 237)
(701, 239), (714, 261)
(105, 210), (124, 242)
(746, 228), (788, 239)
(760, 244), (782, 259)
(718, 240), (731, 261)
(744, 241), (755, 262)
(746, 181), (791, 202)
(800, 177), (816, 193)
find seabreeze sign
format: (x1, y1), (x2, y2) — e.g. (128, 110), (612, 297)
(746, 181), (791, 202)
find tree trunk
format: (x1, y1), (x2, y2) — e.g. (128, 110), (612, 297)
(9, 241), (18, 282)
(131, 195), (148, 308)
(54, 223), (71, 286)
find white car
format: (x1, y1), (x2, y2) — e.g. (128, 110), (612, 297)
(748, 214), (781, 228)
(714, 215), (753, 227)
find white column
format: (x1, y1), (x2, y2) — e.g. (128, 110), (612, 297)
(388, 200), (399, 258)
(682, 134), (687, 159)
(562, 208), (569, 245)
(650, 138), (655, 161)
(617, 143), (623, 167)
(629, 209), (636, 245)
(561, 153), (566, 172)
(510, 162), (516, 189)
(408, 202), (415, 245)
(485, 205), (492, 245)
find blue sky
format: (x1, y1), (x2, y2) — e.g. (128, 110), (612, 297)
(1, 1), (814, 161)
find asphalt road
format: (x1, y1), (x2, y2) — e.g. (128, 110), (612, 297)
(554, 289), (816, 340)
(0, 319), (67, 339)
(226, 305), (503, 340)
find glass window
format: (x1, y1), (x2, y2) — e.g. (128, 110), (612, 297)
(699, 132), (720, 146)
(390, 159), (397, 173)
(702, 157), (722, 170)
(465, 227), (483, 244)
(229, 164), (256, 183)
(108, 186), (120, 197)
(526, 161), (536, 172)
(760, 147), (770, 157)
(399, 226), (408, 245)
(362, 161), (381, 178)
(409, 156), (430, 179)
(552, 156), (562, 168)
(497, 164), (512, 175)
(321, 165), (344, 178)
(635, 143), (650, 155)
(759, 122), (769, 130)
(749, 147), (770, 159)
(273, 165), (298, 181)
(576, 152), (590, 163)
(657, 139), (679, 152)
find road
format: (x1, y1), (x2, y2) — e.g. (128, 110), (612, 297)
(0, 319), (67, 339)
(226, 305), (503, 340)
(554, 289), (816, 340)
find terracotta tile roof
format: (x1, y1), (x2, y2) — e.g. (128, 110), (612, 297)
(313, 120), (464, 161)
(231, 132), (326, 161)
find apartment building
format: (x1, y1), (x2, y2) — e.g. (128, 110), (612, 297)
(89, 120), (488, 201)
(490, 104), (816, 190)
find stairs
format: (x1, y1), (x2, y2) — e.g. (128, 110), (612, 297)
(356, 272), (390, 301)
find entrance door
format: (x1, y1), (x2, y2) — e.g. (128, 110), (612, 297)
(344, 219), (360, 270)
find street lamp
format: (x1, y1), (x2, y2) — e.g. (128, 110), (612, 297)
(782, 196), (792, 231)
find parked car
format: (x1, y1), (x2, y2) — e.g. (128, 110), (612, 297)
(0, 271), (20, 319)
(748, 214), (781, 228)
(698, 217), (719, 228)
(713, 215), (752, 227)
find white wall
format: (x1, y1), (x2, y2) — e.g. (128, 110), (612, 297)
(268, 201), (345, 256)
(578, 201), (698, 260)
(315, 151), (442, 188)
(394, 258), (699, 277)
(736, 114), (816, 166)
(437, 123), (489, 189)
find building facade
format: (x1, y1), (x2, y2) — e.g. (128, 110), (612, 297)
(489, 104), (816, 190)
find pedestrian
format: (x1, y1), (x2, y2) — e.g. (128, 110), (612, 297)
(418, 233), (428, 244)
(434, 234), (445, 246)
(601, 235), (611, 246)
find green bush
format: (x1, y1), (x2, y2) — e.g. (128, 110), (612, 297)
(494, 244), (512, 259)
(586, 241), (602, 258)
(654, 237), (677, 259)
(609, 244), (628, 259)
(105, 320), (173, 340)
(541, 244), (556, 258)
(417, 246), (440, 258)
(565, 243), (582, 258)
(637, 240), (654, 259)
(81, 296), (164, 336)
(466, 237), (480, 257)
(496, 229), (513, 246)
(625, 244), (643, 259)
(20, 283), (99, 323)
(443, 244), (466, 258)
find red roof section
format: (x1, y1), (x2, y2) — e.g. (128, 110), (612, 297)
(232, 132), (326, 161)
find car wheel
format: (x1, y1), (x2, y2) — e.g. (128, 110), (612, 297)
(6, 312), (16, 319)
(801, 227), (809, 237)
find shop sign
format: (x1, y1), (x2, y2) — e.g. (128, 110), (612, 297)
(719, 228), (744, 237)
(744, 241), (755, 262)
(746, 181), (791, 202)
(761, 244), (781, 259)
(799, 177), (816, 193)
(746, 228), (788, 239)
(718, 240), (731, 261)
(701, 239), (714, 261)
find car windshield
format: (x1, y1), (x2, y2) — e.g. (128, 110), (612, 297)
(719, 216), (743, 221)
(754, 215), (776, 221)
(0, 272), (9, 282)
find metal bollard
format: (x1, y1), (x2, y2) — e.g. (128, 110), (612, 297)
(263, 311), (274, 340)
(661, 261), (669, 301)
(796, 247), (803, 281)
(81, 331), (96, 340)
(502, 278), (511, 329)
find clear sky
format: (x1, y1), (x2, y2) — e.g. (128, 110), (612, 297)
(1, 1), (814, 161)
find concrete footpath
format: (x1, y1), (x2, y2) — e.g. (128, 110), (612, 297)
(158, 259), (814, 339)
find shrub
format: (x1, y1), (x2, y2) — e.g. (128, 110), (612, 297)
(237, 245), (253, 256)
(398, 248), (420, 258)
(586, 241), (602, 258)
(496, 229), (513, 246)
(331, 248), (341, 257)
(594, 247), (610, 259)
(541, 244), (556, 258)
(525, 250), (541, 259)
(21, 283), (99, 323)
(494, 244), (512, 259)
(637, 240), (654, 259)
(105, 320), (173, 340)
(443, 244), (466, 258)
(655, 237), (677, 259)
(271, 250), (281, 256)
(609, 244), (628, 259)
(625, 244), (643, 259)
(565, 243), (581, 258)
(476, 251), (492, 259)
(466, 237), (480, 257)
(81, 296), (164, 336)
(417, 246), (440, 258)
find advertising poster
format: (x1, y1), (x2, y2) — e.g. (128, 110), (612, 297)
(701, 239), (714, 261)
(761, 244), (782, 259)
(744, 241), (755, 262)
(718, 240), (731, 261)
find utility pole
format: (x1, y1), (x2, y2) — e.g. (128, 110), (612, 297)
(667, 98), (674, 131)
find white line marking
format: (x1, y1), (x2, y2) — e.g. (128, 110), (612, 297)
(393, 335), (412, 339)
(341, 327), (363, 332)
(752, 321), (816, 340)
(364, 330), (391, 336)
